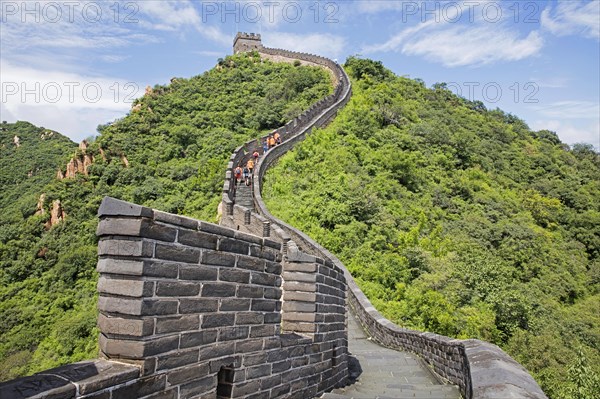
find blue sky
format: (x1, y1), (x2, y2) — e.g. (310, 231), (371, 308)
(1, 0), (598, 149)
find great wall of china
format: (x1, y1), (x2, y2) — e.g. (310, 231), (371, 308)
(0, 33), (546, 399)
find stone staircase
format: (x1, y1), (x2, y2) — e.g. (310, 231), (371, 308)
(234, 179), (254, 209)
(321, 310), (461, 399)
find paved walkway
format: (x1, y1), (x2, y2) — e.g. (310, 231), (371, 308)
(322, 310), (461, 399)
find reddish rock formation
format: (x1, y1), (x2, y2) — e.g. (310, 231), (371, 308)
(56, 169), (65, 180)
(45, 199), (66, 228)
(62, 140), (95, 178)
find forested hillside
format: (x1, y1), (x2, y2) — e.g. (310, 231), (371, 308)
(0, 51), (332, 380)
(263, 57), (600, 399)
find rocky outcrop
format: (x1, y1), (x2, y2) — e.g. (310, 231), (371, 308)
(59, 140), (95, 179)
(45, 199), (66, 228)
(13, 135), (20, 148)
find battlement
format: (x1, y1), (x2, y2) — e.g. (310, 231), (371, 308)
(233, 32), (262, 54)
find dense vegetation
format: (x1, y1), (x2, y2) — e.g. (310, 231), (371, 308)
(263, 57), (600, 399)
(0, 51), (332, 380)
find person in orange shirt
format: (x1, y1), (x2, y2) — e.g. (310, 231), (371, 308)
(247, 158), (254, 174)
(273, 131), (281, 145)
(267, 135), (276, 148)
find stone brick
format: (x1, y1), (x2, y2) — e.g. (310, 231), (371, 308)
(264, 313), (282, 324)
(250, 272), (278, 286)
(264, 287), (282, 299)
(167, 363), (209, 385)
(219, 298), (251, 311)
(282, 321), (315, 333)
(178, 229), (218, 250)
(260, 374), (282, 390)
(156, 348), (199, 371)
(98, 296), (142, 316)
(155, 281), (200, 297)
(180, 330), (218, 349)
(250, 324), (277, 338)
(219, 268), (250, 284)
(180, 375), (216, 398)
(251, 299), (276, 312)
(199, 221), (235, 237)
(283, 313), (315, 323)
(141, 299), (179, 316)
(179, 298), (219, 314)
(231, 380), (261, 397)
(155, 243), (200, 264)
(202, 250), (236, 267)
(283, 281), (315, 292)
(144, 335), (180, 357)
(234, 230), (263, 245)
(202, 283), (236, 297)
(97, 314), (153, 337)
(235, 338), (263, 354)
(143, 388), (178, 399)
(219, 326), (250, 341)
(218, 237), (250, 255)
(283, 291), (316, 302)
(236, 312), (263, 325)
(154, 210), (199, 230)
(155, 315), (199, 334)
(201, 313), (235, 328)
(282, 301), (315, 312)
(97, 277), (152, 298)
(283, 271), (316, 283)
(97, 217), (143, 237)
(142, 261), (179, 278)
(263, 238), (281, 250)
(98, 238), (153, 258)
(98, 197), (153, 218)
(179, 265), (218, 281)
(243, 352), (267, 367)
(265, 261), (282, 275)
(270, 382), (290, 397)
(237, 256), (265, 271)
(97, 258), (144, 276)
(283, 262), (316, 272)
(249, 246), (278, 261)
(111, 375), (166, 399)
(237, 286), (264, 298)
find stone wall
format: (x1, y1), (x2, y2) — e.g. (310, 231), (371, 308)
(0, 196), (348, 399)
(225, 34), (548, 399)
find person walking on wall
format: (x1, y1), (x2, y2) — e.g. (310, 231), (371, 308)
(273, 131), (281, 145)
(268, 135), (276, 148)
(234, 165), (242, 186)
(247, 158), (254, 174)
(263, 139), (269, 153)
(253, 150), (259, 161)
(243, 166), (250, 186)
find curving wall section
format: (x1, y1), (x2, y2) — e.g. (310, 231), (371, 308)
(222, 33), (548, 399)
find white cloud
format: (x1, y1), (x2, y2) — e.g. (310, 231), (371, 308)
(1, 60), (144, 141)
(403, 26), (543, 67)
(531, 100), (600, 119)
(263, 32), (346, 59)
(541, 1), (600, 40)
(363, 21), (543, 67)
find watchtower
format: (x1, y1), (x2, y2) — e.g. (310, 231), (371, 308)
(233, 32), (262, 54)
